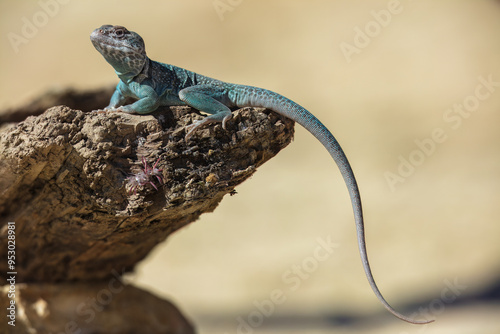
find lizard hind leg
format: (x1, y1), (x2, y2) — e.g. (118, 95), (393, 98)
(179, 85), (233, 140)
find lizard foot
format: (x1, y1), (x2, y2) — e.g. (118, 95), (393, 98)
(184, 119), (207, 141)
(184, 113), (232, 141)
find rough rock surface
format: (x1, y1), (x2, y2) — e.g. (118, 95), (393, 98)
(0, 87), (294, 333)
(0, 282), (195, 334)
(0, 104), (294, 282)
(0, 86), (115, 124)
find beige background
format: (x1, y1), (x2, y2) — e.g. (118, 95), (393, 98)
(1, 1), (499, 333)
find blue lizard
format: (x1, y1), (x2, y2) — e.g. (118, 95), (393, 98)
(90, 24), (433, 324)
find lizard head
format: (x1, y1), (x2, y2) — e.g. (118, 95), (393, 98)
(90, 25), (147, 81)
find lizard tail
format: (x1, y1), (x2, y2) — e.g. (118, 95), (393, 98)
(239, 87), (433, 324)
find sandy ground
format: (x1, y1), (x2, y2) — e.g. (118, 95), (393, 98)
(1, 1), (499, 333)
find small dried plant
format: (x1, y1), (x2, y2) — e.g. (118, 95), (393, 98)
(126, 156), (163, 194)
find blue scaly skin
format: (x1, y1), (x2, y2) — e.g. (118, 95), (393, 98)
(90, 25), (433, 324)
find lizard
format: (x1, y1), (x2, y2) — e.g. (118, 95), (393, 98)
(90, 24), (433, 325)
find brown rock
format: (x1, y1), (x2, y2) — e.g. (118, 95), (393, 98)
(0, 87), (294, 333)
(0, 101), (294, 283)
(0, 282), (195, 334)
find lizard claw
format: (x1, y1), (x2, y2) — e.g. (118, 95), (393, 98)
(184, 113), (232, 141)
(221, 113), (232, 130)
(184, 120), (205, 141)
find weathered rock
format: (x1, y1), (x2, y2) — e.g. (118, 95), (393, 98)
(0, 282), (195, 334)
(0, 104), (294, 282)
(0, 86), (295, 333)
(0, 86), (115, 125)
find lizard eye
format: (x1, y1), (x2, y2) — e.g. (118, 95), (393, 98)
(112, 26), (130, 39)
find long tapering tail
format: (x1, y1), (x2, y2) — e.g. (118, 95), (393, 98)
(241, 87), (433, 324)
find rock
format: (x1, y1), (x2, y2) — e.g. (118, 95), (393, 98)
(0, 283), (195, 334)
(0, 86), (294, 333)
(0, 103), (294, 282)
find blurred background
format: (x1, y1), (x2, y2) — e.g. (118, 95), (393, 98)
(1, 0), (499, 333)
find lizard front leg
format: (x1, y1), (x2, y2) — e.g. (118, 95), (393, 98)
(179, 85), (233, 139)
(94, 83), (161, 114)
(93, 83), (128, 113)
(116, 95), (161, 114)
